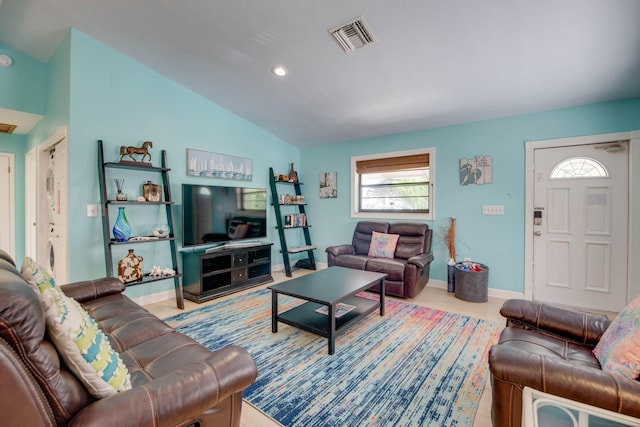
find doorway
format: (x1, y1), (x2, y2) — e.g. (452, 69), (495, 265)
(0, 153), (15, 258)
(37, 129), (68, 284)
(525, 131), (638, 312)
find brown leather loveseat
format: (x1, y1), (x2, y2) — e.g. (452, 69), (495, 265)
(489, 299), (640, 426)
(0, 249), (257, 427)
(325, 221), (433, 298)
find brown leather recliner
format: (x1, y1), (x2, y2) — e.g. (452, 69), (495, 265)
(489, 299), (640, 426)
(0, 249), (257, 427)
(325, 221), (434, 298)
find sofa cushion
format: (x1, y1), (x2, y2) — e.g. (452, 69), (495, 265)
(352, 221), (389, 255)
(366, 258), (406, 282)
(390, 222), (429, 259)
(40, 288), (132, 398)
(333, 254), (370, 270)
(22, 257), (132, 398)
(498, 327), (600, 369)
(2, 265), (90, 421)
(593, 294), (640, 379)
(367, 231), (399, 258)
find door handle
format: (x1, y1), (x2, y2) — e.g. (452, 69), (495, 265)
(534, 231), (542, 236)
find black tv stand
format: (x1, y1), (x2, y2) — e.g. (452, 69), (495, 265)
(182, 243), (273, 303)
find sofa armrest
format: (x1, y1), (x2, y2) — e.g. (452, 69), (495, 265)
(325, 245), (355, 257)
(69, 345), (257, 427)
(61, 277), (126, 303)
(500, 299), (611, 348)
(489, 345), (640, 419)
(407, 253), (434, 269)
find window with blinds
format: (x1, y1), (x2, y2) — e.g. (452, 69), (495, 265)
(351, 149), (434, 220)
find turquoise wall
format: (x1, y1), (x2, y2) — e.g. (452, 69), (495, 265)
(28, 32), (71, 151)
(0, 44), (47, 115)
(4, 27), (640, 299)
(301, 98), (640, 294)
(65, 30), (299, 298)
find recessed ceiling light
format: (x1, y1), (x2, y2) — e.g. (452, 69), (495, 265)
(272, 66), (288, 77)
(0, 54), (13, 67)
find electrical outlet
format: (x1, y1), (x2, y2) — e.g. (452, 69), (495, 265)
(482, 205), (504, 215)
(87, 204), (98, 217)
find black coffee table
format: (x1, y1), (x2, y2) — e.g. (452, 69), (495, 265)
(268, 266), (387, 355)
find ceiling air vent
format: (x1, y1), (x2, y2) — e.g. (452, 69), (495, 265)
(329, 16), (377, 53)
(0, 123), (16, 134)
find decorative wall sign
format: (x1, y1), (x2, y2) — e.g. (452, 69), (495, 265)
(320, 172), (337, 198)
(187, 148), (252, 181)
(459, 156), (492, 185)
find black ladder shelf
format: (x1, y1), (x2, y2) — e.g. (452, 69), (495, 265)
(269, 167), (316, 277)
(97, 139), (184, 309)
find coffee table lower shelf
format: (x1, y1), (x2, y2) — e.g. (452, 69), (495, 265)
(275, 296), (380, 354)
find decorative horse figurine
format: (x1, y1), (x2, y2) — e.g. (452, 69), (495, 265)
(119, 141), (153, 163)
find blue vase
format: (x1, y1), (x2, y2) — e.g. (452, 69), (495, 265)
(113, 207), (132, 242)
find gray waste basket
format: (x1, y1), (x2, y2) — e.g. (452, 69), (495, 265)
(454, 262), (489, 303)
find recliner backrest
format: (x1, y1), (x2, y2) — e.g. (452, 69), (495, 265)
(0, 250), (90, 425)
(352, 221), (390, 255)
(389, 222), (431, 260)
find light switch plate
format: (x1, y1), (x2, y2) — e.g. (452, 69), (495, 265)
(87, 204), (98, 217)
(482, 205), (504, 215)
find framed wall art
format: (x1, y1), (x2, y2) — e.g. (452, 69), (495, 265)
(187, 148), (253, 181)
(320, 171), (337, 198)
(459, 155), (492, 185)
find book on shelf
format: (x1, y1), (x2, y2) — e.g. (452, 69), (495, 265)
(315, 303), (356, 318)
(283, 213), (306, 227)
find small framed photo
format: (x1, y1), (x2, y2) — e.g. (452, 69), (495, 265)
(320, 172), (337, 199)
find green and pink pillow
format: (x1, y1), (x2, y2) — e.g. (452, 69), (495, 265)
(593, 293), (640, 379)
(368, 231), (400, 259)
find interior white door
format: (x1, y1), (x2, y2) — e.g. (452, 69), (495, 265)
(533, 142), (628, 312)
(25, 148), (37, 259)
(0, 153), (15, 258)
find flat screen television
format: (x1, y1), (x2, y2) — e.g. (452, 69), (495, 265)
(182, 183), (267, 248)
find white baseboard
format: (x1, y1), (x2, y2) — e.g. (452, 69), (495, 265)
(131, 289), (176, 307)
(272, 262), (329, 275)
(132, 268), (524, 306)
(427, 279), (524, 300)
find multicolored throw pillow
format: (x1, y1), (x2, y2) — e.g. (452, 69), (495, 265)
(593, 293), (640, 379)
(21, 257), (132, 398)
(368, 231), (400, 259)
(20, 256), (60, 294)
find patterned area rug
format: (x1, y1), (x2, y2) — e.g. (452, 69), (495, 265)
(165, 288), (501, 427)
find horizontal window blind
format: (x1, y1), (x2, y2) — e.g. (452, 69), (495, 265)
(356, 153), (429, 174)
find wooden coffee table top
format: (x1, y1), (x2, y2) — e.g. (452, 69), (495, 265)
(268, 266), (387, 304)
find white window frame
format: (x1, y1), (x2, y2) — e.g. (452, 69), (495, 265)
(351, 147), (435, 220)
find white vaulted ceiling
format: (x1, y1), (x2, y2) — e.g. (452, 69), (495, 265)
(1, 0), (640, 146)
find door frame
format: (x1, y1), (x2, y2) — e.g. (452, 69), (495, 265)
(0, 153), (15, 258)
(25, 147), (37, 259)
(524, 130), (640, 305)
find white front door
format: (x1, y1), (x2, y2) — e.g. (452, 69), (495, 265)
(0, 153), (15, 258)
(533, 142), (628, 312)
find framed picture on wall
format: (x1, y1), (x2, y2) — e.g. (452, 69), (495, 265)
(186, 148), (253, 181)
(320, 172), (337, 198)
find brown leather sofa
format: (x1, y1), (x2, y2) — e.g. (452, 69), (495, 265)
(489, 299), (640, 426)
(325, 221), (433, 298)
(0, 249), (257, 427)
